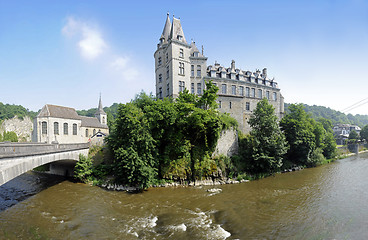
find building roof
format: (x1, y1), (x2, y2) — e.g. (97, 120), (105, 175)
(169, 17), (187, 44)
(161, 13), (171, 43)
(38, 104), (80, 120)
(80, 116), (108, 129)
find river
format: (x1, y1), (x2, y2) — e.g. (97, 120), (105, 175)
(1, 153), (368, 239)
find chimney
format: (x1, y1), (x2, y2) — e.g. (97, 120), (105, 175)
(262, 68), (267, 78)
(231, 60), (235, 69)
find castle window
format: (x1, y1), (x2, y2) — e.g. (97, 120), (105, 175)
(179, 62), (185, 75)
(191, 83), (195, 94)
(179, 48), (184, 58)
(63, 123), (68, 135)
(273, 92), (277, 101)
(258, 89), (262, 99)
(266, 91), (270, 100)
(251, 88), (255, 97)
(236, 75), (239, 80)
(191, 65), (194, 77)
(246, 87), (250, 97)
(197, 83), (202, 95)
(159, 87), (162, 99)
(166, 66), (169, 79)
(54, 122), (59, 135)
(86, 129), (89, 137)
(232, 85), (236, 95)
(159, 74), (162, 83)
(158, 57), (162, 66)
(219, 101), (222, 108)
(246, 102), (250, 111)
(222, 84), (227, 94)
(41, 121), (47, 134)
(167, 83), (170, 96)
(177, 35), (183, 41)
(239, 86), (244, 96)
(197, 65), (201, 77)
(193, 52), (199, 57)
(179, 81), (185, 92)
(216, 73), (221, 78)
(166, 52), (168, 62)
(229, 102), (232, 109)
(73, 123), (77, 135)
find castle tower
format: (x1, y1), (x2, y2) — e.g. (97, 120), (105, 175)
(154, 14), (207, 99)
(95, 95), (107, 125)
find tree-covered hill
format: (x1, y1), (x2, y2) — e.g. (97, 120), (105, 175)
(285, 103), (368, 127)
(0, 102), (37, 121)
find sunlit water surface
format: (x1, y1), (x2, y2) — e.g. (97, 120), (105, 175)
(1, 153), (368, 239)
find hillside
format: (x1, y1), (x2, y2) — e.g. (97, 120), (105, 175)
(285, 103), (368, 127)
(0, 102), (37, 121)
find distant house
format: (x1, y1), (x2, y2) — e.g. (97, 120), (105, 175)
(32, 97), (109, 144)
(333, 124), (361, 145)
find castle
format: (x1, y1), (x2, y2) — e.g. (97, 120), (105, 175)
(32, 96), (109, 144)
(154, 14), (284, 133)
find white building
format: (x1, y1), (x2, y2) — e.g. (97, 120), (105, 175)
(32, 97), (109, 144)
(154, 14), (284, 133)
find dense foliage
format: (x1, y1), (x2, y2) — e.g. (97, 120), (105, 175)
(280, 104), (337, 167)
(103, 81), (238, 189)
(285, 103), (368, 127)
(0, 102), (37, 120)
(235, 99), (288, 174)
(0, 131), (18, 142)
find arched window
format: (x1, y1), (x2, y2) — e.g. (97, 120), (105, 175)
(41, 121), (47, 134)
(64, 123), (68, 135)
(86, 129), (89, 137)
(54, 122), (59, 135)
(93, 129), (96, 135)
(73, 124), (77, 135)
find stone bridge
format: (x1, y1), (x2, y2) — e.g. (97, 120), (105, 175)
(0, 142), (90, 186)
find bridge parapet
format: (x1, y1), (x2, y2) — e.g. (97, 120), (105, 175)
(0, 142), (90, 159)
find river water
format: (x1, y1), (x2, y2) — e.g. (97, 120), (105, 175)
(1, 153), (368, 239)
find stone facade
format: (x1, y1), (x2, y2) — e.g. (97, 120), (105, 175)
(32, 97), (109, 144)
(213, 128), (238, 157)
(1, 116), (33, 142)
(154, 14), (284, 133)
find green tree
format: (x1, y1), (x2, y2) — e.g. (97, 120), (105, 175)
(349, 130), (359, 140)
(197, 80), (219, 110)
(360, 125), (368, 141)
(2, 131), (18, 142)
(239, 98), (288, 174)
(74, 154), (94, 183)
(107, 103), (157, 189)
(0, 132), (2, 142)
(280, 104), (317, 167)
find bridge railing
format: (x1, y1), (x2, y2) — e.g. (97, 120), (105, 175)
(0, 142), (90, 159)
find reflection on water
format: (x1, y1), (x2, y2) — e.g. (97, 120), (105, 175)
(1, 153), (368, 239)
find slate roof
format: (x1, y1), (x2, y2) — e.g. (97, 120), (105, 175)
(38, 104), (80, 120)
(80, 116), (108, 129)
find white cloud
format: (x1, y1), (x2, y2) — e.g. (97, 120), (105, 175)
(62, 17), (107, 60)
(109, 56), (139, 82)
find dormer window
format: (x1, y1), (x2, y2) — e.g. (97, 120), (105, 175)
(193, 52), (199, 57)
(177, 35), (183, 41)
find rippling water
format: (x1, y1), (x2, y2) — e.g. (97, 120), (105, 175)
(1, 153), (368, 239)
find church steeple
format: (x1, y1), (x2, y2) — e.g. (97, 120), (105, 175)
(95, 94), (107, 125)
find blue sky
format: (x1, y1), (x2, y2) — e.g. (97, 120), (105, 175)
(1, 0), (368, 115)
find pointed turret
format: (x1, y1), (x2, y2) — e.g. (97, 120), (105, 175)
(95, 95), (107, 125)
(160, 13), (171, 44)
(169, 17), (187, 43)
